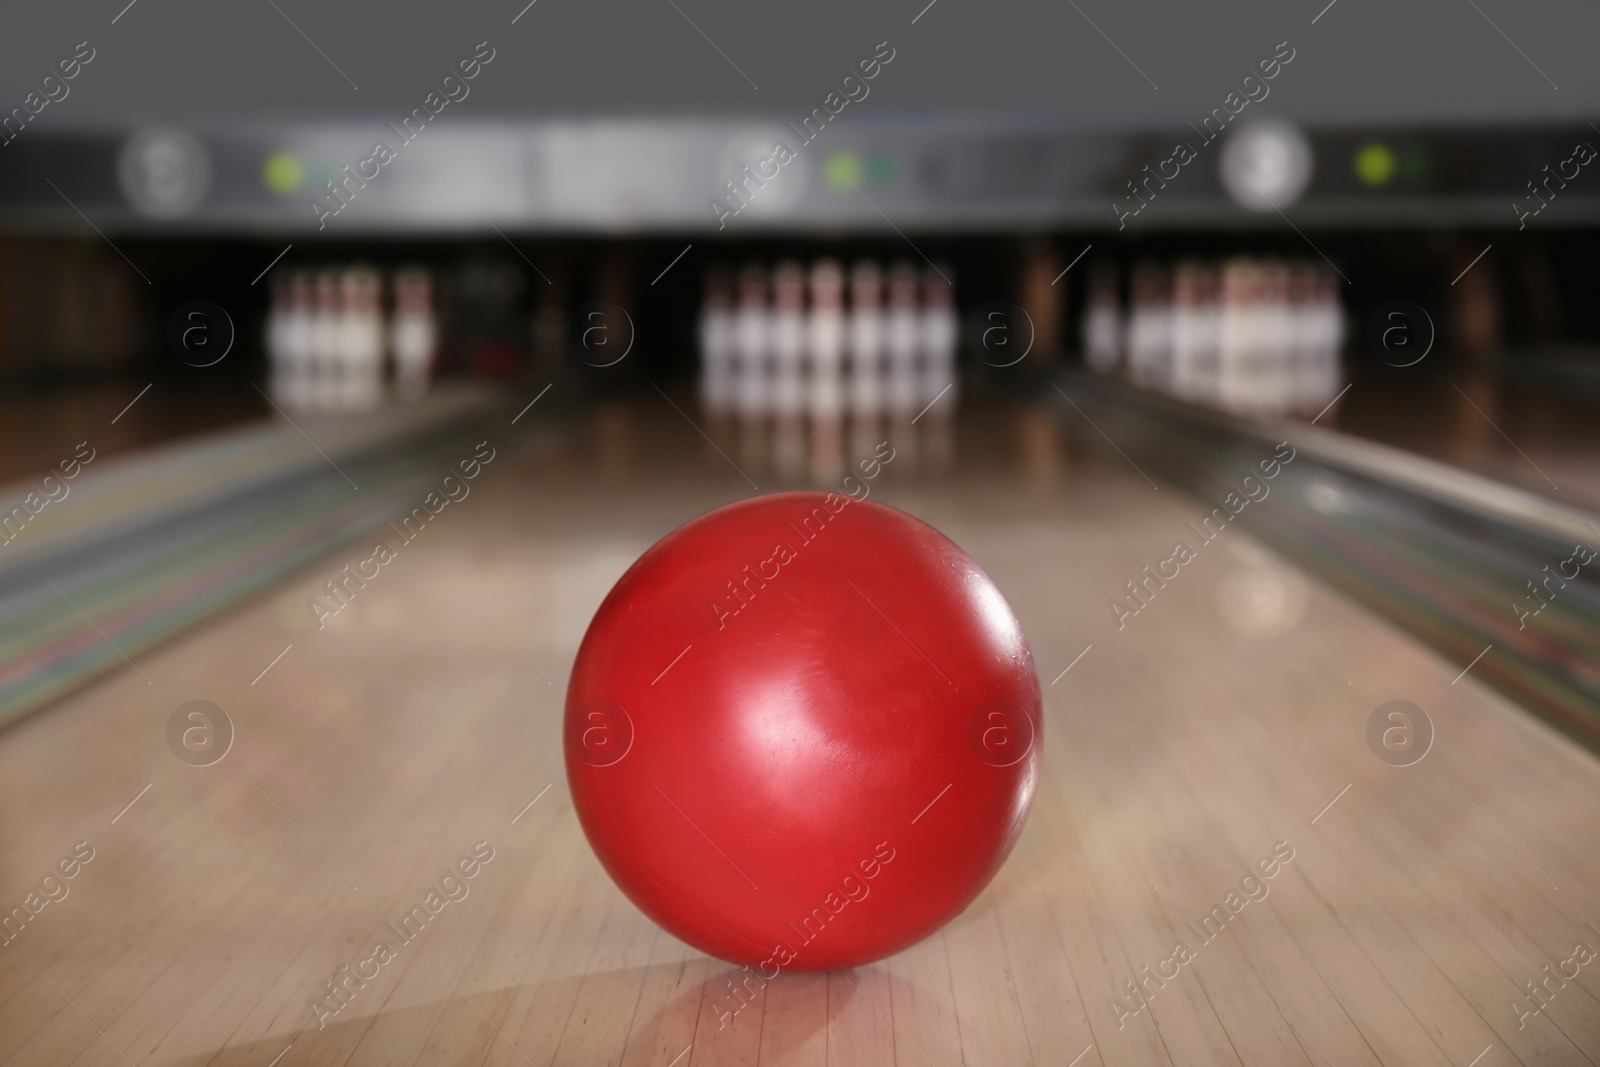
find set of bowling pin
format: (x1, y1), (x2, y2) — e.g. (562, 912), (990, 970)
(1083, 257), (1344, 418)
(265, 266), (439, 414)
(699, 259), (958, 481)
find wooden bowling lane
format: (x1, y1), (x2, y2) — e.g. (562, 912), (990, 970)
(0, 381), (267, 484)
(2, 396), (1600, 1067)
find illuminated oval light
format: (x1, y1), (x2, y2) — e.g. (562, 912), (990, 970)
(117, 128), (211, 219)
(716, 130), (809, 215)
(1219, 120), (1313, 212)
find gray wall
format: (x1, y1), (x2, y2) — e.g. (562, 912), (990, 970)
(0, 0), (1593, 129)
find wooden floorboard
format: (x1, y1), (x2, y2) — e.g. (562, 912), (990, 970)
(0, 399), (1597, 1066)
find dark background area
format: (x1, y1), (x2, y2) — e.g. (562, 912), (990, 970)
(5, 226), (1594, 387)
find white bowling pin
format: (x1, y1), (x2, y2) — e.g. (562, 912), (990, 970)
(807, 259), (847, 482)
(311, 270), (342, 413)
(1257, 260), (1294, 416)
(919, 265), (958, 471)
(735, 263), (770, 464)
(1287, 263), (1315, 413)
(1195, 264), (1222, 406)
(339, 266), (385, 412)
(1082, 266), (1121, 376)
(282, 271), (316, 411)
(1179, 262), (1222, 406)
(770, 260), (807, 478)
(266, 274), (289, 371)
(919, 266), (958, 409)
(1308, 266), (1345, 409)
(847, 260), (885, 458)
(1125, 263), (1171, 392)
(391, 268), (437, 401)
(698, 267), (735, 421)
(884, 261), (921, 418)
(1216, 257), (1261, 416)
(881, 262), (922, 471)
(1170, 260), (1205, 402)
(266, 273), (294, 406)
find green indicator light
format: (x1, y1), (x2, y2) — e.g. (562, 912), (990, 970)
(1398, 146), (1430, 182)
(263, 152), (305, 195)
(306, 159), (340, 193)
(825, 152), (862, 192)
(865, 153), (897, 188)
(1355, 143), (1395, 186)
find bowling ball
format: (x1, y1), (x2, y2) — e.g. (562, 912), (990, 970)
(564, 490), (1041, 972)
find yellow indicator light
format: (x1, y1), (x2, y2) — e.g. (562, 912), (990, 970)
(263, 152), (305, 195)
(1355, 143), (1395, 186)
(825, 152), (862, 192)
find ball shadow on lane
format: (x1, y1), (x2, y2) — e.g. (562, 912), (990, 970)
(630, 959), (957, 1065)
(156, 959), (905, 1066)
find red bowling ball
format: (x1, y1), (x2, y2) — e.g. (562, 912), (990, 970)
(564, 488), (1041, 972)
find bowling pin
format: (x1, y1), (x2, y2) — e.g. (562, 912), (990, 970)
(884, 261), (921, 470)
(734, 263), (771, 468)
(1125, 262), (1171, 392)
(847, 260), (885, 462)
(1217, 257), (1261, 416)
(1081, 266), (1121, 377)
(806, 258), (847, 483)
(311, 269), (342, 413)
(919, 265), (958, 473)
(283, 270), (316, 411)
(770, 260), (808, 479)
(266, 272), (295, 408)
(339, 265), (385, 412)
(698, 267), (736, 424)
(1191, 263), (1221, 406)
(1307, 265), (1345, 410)
(1169, 260), (1206, 402)
(391, 268), (437, 401)
(1257, 259), (1293, 416)
(1287, 263), (1315, 413)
